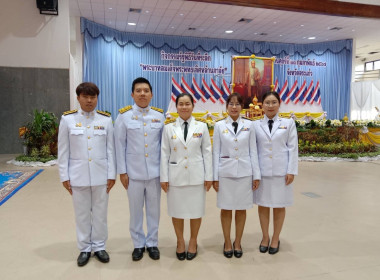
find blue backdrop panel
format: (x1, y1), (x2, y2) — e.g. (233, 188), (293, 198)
(81, 18), (352, 120)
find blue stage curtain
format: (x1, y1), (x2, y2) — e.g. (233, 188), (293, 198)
(81, 18), (352, 120)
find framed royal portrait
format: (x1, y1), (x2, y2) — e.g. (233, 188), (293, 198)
(231, 55), (275, 109)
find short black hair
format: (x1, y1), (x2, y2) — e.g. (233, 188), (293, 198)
(76, 82), (99, 96)
(176, 93), (194, 107)
(226, 92), (243, 109)
(262, 91), (281, 104)
(132, 77), (152, 92)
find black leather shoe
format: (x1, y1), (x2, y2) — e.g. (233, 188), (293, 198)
(147, 247), (160, 260)
(77, 252), (91, 267)
(233, 242), (243, 258)
(259, 239), (270, 253)
(268, 240), (280, 255)
(132, 247), (145, 261)
(223, 243), (233, 258)
(186, 245), (197, 260)
(176, 251), (186, 261)
(94, 250), (110, 263)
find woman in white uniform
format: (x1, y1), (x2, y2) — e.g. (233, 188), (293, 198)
(213, 93), (260, 258)
(160, 93), (213, 261)
(253, 91), (298, 255)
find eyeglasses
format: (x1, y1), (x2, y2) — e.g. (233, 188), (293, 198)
(228, 103), (241, 107)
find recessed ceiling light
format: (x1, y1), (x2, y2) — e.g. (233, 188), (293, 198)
(145, 10), (149, 13)
(352, 29), (355, 32)
(254, 32), (258, 35)
(171, 26), (175, 29)
(273, 21), (277, 24)
(279, 34), (282, 37)
(303, 37), (306, 39)
(308, 36), (316, 40)
(108, 7), (112, 10)
(225, 30), (233, 33)
(180, 13), (184, 16)
(128, 22), (136, 26)
(213, 16), (216, 19)
(300, 24), (304, 27)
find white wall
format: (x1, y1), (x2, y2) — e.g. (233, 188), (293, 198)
(0, 0), (70, 69)
(69, 16), (83, 109)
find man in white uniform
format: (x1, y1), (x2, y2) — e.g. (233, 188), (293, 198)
(115, 77), (165, 261)
(58, 82), (116, 266)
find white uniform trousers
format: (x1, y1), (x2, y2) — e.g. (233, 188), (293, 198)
(72, 185), (108, 252)
(127, 178), (161, 248)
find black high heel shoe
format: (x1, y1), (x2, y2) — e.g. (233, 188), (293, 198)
(223, 243), (233, 258)
(176, 251), (186, 261)
(233, 242), (243, 258)
(268, 240), (280, 255)
(176, 245), (186, 261)
(186, 245), (197, 260)
(259, 239), (270, 253)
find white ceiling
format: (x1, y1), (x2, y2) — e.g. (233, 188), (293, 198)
(69, 0), (380, 62)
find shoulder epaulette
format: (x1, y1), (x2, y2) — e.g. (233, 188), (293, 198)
(97, 110), (111, 117)
(119, 105), (132, 114)
(151, 106), (164, 113)
(215, 116), (227, 122)
(195, 117), (208, 124)
(63, 109), (77, 116)
(252, 115), (264, 121)
(165, 119), (176, 125)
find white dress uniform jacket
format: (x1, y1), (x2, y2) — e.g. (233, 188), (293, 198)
(253, 115), (298, 176)
(114, 104), (165, 180)
(160, 117), (213, 186)
(58, 108), (116, 186)
(213, 116), (261, 181)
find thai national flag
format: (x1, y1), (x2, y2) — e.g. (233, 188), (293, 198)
(191, 77), (207, 103)
(316, 89), (321, 105)
(279, 80), (288, 102)
(285, 80), (298, 104)
(302, 80), (314, 105)
(221, 78), (231, 101)
(171, 77), (183, 102)
(310, 81), (320, 105)
(201, 78), (216, 103)
(181, 77), (198, 103)
(293, 80), (306, 104)
(274, 79), (279, 93)
(210, 78), (225, 104)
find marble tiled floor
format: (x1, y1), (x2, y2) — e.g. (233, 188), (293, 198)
(1, 154), (379, 280)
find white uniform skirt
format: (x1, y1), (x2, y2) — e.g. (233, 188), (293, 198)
(217, 176), (253, 210)
(167, 184), (206, 219)
(253, 176), (293, 208)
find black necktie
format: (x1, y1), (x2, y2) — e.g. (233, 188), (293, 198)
(184, 121), (188, 141)
(232, 122), (238, 134)
(268, 120), (274, 133)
